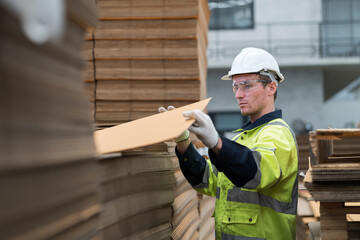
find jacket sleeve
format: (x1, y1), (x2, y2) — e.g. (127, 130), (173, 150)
(175, 143), (218, 197)
(208, 136), (258, 187)
(209, 126), (294, 190)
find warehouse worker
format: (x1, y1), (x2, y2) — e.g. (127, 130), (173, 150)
(159, 47), (298, 240)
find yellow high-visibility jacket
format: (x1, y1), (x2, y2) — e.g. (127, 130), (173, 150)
(176, 110), (298, 240)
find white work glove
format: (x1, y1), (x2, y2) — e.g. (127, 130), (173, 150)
(158, 106), (190, 143)
(182, 110), (219, 149)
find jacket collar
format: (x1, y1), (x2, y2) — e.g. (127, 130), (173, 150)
(235, 109), (282, 132)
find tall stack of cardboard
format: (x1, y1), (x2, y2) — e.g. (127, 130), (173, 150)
(85, 0), (212, 238)
(91, 0), (210, 126)
(0, 1), (100, 239)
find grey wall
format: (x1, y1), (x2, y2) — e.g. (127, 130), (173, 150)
(206, 67), (360, 130)
(206, 69), (239, 112)
(276, 68), (324, 130)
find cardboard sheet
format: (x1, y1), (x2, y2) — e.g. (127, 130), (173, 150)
(94, 98), (211, 154)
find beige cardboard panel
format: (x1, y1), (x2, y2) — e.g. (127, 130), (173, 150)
(94, 98), (211, 154)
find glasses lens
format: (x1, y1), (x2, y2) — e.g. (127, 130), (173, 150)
(232, 79), (271, 93)
(232, 80), (258, 93)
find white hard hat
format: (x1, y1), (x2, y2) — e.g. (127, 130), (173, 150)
(221, 47), (284, 84)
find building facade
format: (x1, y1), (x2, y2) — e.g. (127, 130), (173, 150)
(206, 0), (360, 136)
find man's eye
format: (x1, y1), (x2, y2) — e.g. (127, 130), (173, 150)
(244, 84), (252, 89)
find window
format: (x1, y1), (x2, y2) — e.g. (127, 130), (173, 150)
(209, 112), (247, 134)
(321, 0), (360, 56)
(209, 0), (254, 30)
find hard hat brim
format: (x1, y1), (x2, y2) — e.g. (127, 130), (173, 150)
(221, 74), (232, 80)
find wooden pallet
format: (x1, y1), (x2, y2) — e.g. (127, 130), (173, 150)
(309, 129), (360, 165)
(319, 202), (360, 240)
(305, 129), (360, 240)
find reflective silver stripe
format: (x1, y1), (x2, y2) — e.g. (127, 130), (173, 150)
(250, 147), (282, 189)
(227, 187), (297, 215)
(193, 163), (210, 189)
(243, 147), (278, 189)
(193, 163), (219, 189)
(222, 233), (266, 240)
(291, 174), (298, 215)
(212, 163), (219, 178)
(216, 187), (220, 199)
(242, 150), (262, 188)
(262, 121), (299, 212)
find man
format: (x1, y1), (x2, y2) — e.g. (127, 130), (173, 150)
(160, 47), (298, 240)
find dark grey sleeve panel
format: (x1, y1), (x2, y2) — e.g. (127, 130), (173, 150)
(208, 136), (257, 187)
(175, 143), (207, 186)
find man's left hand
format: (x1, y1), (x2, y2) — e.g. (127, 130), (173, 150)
(182, 110), (219, 149)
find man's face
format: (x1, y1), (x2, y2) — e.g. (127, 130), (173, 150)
(232, 73), (276, 120)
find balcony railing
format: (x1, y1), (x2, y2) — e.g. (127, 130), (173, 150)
(208, 21), (360, 62)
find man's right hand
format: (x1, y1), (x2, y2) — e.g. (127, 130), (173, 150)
(158, 106), (190, 143)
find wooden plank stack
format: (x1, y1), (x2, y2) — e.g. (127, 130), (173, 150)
(304, 129), (360, 240)
(89, 0), (210, 126)
(0, 1), (100, 239)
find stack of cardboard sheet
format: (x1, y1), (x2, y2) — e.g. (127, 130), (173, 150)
(304, 129), (360, 240)
(0, 1), (100, 239)
(198, 195), (215, 240)
(93, 100), (211, 240)
(170, 139), (216, 240)
(90, 0), (210, 126)
(169, 143), (201, 240)
(96, 143), (175, 240)
(297, 134), (310, 172)
(83, 30), (96, 115)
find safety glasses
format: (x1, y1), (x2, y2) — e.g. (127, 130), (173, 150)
(232, 79), (271, 93)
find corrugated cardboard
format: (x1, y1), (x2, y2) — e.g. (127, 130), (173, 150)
(94, 98), (211, 154)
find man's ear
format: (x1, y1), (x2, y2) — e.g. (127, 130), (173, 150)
(268, 81), (277, 96)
